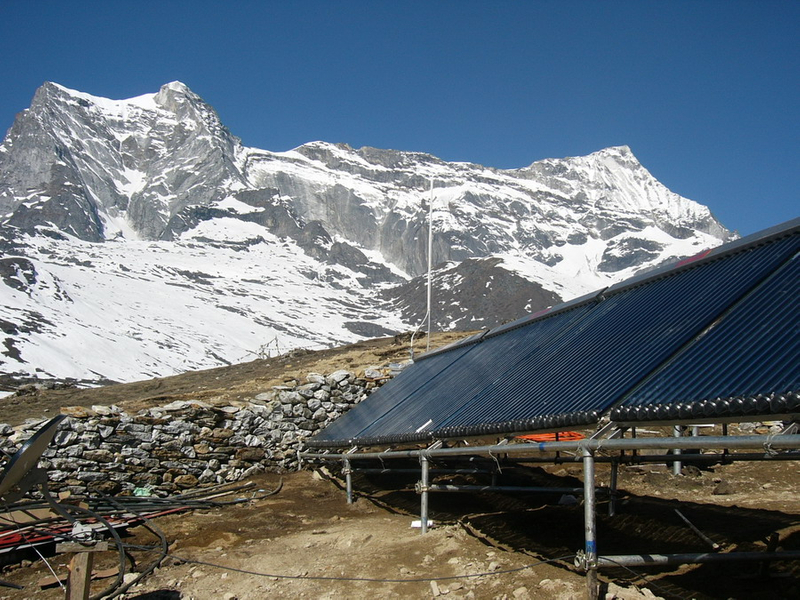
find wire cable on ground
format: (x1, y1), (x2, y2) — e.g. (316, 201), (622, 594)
(0, 481), (281, 598)
(3, 501), (126, 600)
(2, 501), (64, 593)
(96, 492), (170, 600)
(57, 503), (127, 600)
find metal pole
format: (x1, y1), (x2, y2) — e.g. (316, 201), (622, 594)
(674, 509), (720, 550)
(608, 459), (619, 517)
(420, 455), (430, 534)
(582, 448), (599, 600)
(304, 450), (798, 467)
(349, 467), (491, 475)
(425, 484), (588, 494)
(597, 550), (800, 567)
(426, 179), (433, 352)
(723, 423), (729, 459)
(343, 458), (353, 504)
(302, 434), (800, 462)
(673, 426), (682, 475)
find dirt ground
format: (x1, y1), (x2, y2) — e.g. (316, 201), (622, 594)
(0, 333), (797, 599)
(0, 470), (597, 600)
(0, 460), (797, 600)
(0, 332), (467, 426)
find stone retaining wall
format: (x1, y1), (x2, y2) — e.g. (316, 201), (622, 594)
(0, 369), (390, 497)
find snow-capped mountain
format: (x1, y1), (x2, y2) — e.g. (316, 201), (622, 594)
(0, 82), (732, 386)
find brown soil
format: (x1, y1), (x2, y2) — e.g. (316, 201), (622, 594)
(0, 333), (797, 599)
(0, 332), (467, 426)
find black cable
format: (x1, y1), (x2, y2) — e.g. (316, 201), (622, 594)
(1, 500), (66, 592)
(96, 492), (170, 599)
(1, 501), (128, 600)
(51, 503), (128, 600)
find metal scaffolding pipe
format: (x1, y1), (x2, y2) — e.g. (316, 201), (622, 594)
(350, 468), (491, 475)
(597, 551), (800, 567)
(423, 484), (587, 494)
(419, 455), (430, 534)
(474, 451), (797, 466)
(343, 458), (353, 504)
(672, 426), (682, 475)
(306, 451), (799, 469)
(582, 448), (599, 600)
(301, 434), (800, 462)
(608, 459), (619, 517)
(303, 432), (800, 599)
(615, 452), (800, 464)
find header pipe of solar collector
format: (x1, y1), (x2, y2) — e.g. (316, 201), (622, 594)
(300, 434), (800, 462)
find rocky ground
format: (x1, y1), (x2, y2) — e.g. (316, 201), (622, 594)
(0, 333), (797, 599)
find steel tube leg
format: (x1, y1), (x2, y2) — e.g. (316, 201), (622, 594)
(343, 458), (353, 504)
(673, 426), (682, 475)
(420, 455), (430, 534)
(608, 458), (619, 517)
(583, 448), (599, 600)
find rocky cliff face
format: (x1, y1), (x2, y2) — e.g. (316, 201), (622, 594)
(0, 82), (244, 241)
(0, 82), (733, 384)
(243, 142), (731, 285)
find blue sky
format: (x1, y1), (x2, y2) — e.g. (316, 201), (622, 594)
(0, 1), (797, 235)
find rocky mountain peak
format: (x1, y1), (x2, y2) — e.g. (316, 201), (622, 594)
(157, 80), (193, 95)
(0, 82), (734, 385)
(0, 81), (245, 242)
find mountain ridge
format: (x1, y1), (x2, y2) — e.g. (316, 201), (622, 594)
(0, 81), (733, 385)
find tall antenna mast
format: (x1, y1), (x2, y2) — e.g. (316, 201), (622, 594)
(409, 179), (435, 360)
(426, 178), (434, 351)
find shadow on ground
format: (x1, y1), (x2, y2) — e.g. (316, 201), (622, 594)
(344, 463), (800, 600)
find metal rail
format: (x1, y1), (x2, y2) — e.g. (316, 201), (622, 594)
(595, 551), (800, 567)
(420, 484), (589, 494)
(301, 434), (800, 462)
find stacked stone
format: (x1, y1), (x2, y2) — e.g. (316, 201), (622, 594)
(0, 368), (392, 497)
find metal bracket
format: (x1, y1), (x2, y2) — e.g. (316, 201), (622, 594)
(591, 421), (624, 440)
(574, 549), (598, 570)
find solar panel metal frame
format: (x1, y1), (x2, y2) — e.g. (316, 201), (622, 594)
(434, 231), (798, 439)
(611, 247), (799, 423)
(308, 339), (479, 447)
(308, 218), (800, 449)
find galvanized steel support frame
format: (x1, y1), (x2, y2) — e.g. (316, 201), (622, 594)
(608, 458), (619, 517)
(342, 457), (353, 504)
(596, 550), (800, 567)
(582, 447), (599, 600)
(419, 454), (430, 534)
(301, 433), (800, 599)
(302, 434), (800, 462)
(423, 484), (588, 494)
